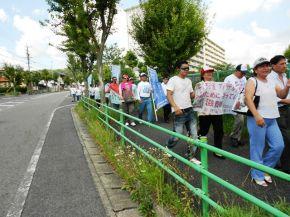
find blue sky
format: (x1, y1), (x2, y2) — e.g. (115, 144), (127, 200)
(0, 0), (289, 69)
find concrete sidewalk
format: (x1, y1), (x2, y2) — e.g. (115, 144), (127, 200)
(21, 99), (107, 217)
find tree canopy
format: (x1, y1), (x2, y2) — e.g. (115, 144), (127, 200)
(284, 44), (290, 63)
(131, 0), (208, 76)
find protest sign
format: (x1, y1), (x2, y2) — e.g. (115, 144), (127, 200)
(193, 82), (239, 115)
(111, 65), (121, 82)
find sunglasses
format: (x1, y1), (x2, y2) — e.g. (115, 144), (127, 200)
(180, 67), (189, 71)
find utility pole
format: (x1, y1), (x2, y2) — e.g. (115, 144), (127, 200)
(26, 45), (32, 93)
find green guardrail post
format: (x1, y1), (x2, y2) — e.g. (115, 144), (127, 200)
(105, 105), (109, 129)
(200, 136), (209, 217)
(120, 108), (125, 146)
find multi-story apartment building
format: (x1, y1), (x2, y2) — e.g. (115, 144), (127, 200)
(125, 5), (226, 70)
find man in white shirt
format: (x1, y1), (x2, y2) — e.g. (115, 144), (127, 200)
(166, 60), (199, 163)
(224, 64), (248, 147)
(268, 55), (290, 174)
(70, 85), (76, 102)
(161, 77), (171, 123)
(137, 73), (153, 122)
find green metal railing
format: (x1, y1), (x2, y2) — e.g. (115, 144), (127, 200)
(81, 97), (290, 217)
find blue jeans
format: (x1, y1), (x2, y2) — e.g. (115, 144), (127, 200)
(167, 108), (198, 154)
(247, 117), (284, 181)
(139, 97), (153, 122)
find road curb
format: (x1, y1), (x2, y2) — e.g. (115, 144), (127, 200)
(71, 108), (141, 217)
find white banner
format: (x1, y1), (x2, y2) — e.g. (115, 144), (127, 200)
(193, 82), (240, 115)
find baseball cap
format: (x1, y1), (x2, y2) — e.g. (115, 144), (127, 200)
(140, 73), (147, 77)
(253, 57), (270, 69)
(200, 66), (214, 74)
(122, 74), (129, 79)
(236, 64), (248, 74)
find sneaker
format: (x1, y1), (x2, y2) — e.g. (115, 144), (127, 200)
(252, 179), (268, 187)
(264, 174), (272, 183)
(213, 153), (225, 159)
(164, 147), (172, 157)
(130, 122), (136, 126)
(125, 122), (129, 126)
(189, 157), (201, 165)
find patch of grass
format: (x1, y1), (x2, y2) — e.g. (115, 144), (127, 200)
(75, 102), (289, 217)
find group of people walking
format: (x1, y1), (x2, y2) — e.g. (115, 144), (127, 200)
(71, 55), (289, 187)
(164, 56), (289, 187)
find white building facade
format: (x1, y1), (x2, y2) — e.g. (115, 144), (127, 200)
(125, 5), (226, 70)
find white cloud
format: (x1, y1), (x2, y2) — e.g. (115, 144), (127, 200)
(209, 26), (286, 66)
(0, 8), (8, 23)
(287, 9), (290, 18)
(13, 15), (66, 69)
(33, 9), (46, 16)
(208, 0), (283, 22)
(0, 46), (27, 67)
(250, 21), (271, 38)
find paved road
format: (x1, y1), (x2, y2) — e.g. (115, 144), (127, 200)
(0, 93), (106, 217)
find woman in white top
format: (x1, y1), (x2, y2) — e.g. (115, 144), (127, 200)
(245, 57), (290, 187)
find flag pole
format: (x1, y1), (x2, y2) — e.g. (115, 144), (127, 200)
(148, 67), (158, 122)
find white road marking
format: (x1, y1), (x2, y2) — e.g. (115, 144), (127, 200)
(0, 105), (15, 107)
(6, 104), (74, 217)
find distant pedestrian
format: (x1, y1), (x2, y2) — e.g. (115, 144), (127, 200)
(104, 82), (110, 105)
(137, 73), (154, 122)
(224, 64), (248, 147)
(94, 83), (101, 107)
(119, 74), (136, 126)
(197, 66), (225, 159)
(75, 86), (82, 101)
(161, 77), (171, 123)
(268, 55), (290, 174)
(70, 85), (76, 102)
(89, 84), (95, 100)
(245, 57), (290, 187)
(166, 60), (199, 164)
(108, 77), (122, 109)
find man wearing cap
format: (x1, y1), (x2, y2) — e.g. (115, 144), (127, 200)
(268, 55), (290, 174)
(166, 60), (199, 163)
(224, 64), (248, 147)
(137, 73), (153, 122)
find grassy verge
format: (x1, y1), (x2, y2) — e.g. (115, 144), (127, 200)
(75, 103), (289, 217)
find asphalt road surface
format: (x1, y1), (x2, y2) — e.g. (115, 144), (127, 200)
(0, 93), (106, 217)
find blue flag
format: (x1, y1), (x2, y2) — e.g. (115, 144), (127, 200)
(148, 68), (169, 110)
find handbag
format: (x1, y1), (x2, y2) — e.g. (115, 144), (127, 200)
(232, 77), (260, 116)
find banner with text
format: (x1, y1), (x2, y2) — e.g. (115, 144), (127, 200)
(111, 65), (121, 83)
(193, 82), (239, 115)
(148, 68), (169, 110)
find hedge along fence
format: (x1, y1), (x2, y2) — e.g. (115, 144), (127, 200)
(81, 97), (290, 217)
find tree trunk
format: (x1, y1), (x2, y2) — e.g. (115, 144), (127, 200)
(97, 43), (105, 103)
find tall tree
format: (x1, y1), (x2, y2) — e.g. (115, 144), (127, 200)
(131, 0), (207, 76)
(284, 45), (290, 63)
(103, 43), (124, 65)
(46, 0), (119, 101)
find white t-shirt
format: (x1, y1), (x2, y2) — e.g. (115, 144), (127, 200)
(249, 77), (280, 119)
(166, 76), (193, 112)
(76, 89), (82, 96)
(267, 71), (290, 106)
(137, 81), (152, 98)
(89, 87), (95, 96)
(94, 87), (101, 100)
(70, 87), (76, 95)
(224, 74), (247, 93)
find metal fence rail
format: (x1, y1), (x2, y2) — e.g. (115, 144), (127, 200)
(81, 97), (290, 217)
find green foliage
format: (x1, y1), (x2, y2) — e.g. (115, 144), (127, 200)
(1, 64), (24, 94)
(103, 43), (124, 65)
(132, 0), (207, 76)
(284, 44), (290, 62)
(0, 87), (10, 93)
(124, 50), (138, 68)
(15, 86), (27, 93)
(214, 63), (235, 71)
(121, 67), (136, 78)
